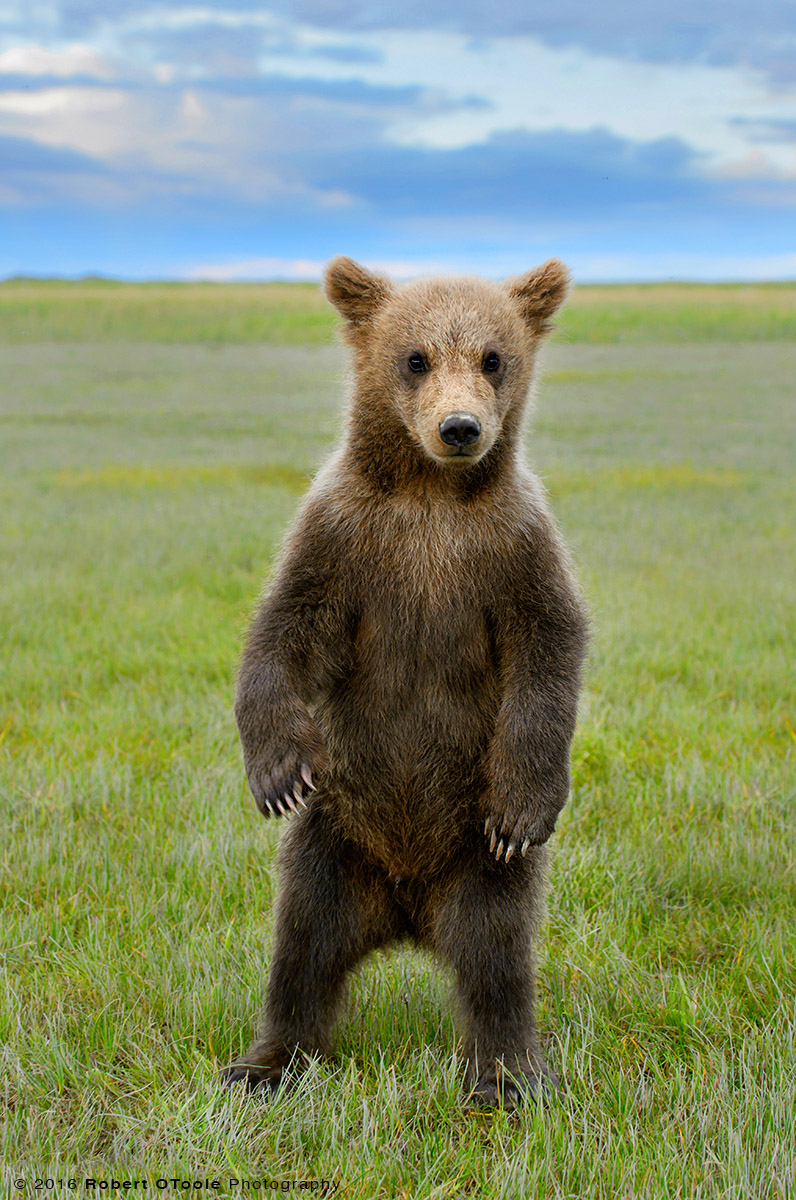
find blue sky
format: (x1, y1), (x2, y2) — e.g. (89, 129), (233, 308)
(1, 1), (795, 280)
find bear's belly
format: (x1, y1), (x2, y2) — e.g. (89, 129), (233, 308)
(314, 602), (500, 875)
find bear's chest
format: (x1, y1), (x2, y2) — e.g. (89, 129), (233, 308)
(354, 494), (494, 607)
(348, 505), (498, 700)
(352, 592), (492, 683)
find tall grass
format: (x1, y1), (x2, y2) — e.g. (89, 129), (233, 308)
(1, 287), (794, 1197)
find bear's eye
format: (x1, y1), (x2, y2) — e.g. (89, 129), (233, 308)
(407, 352), (428, 374)
(482, 351), (501, 373)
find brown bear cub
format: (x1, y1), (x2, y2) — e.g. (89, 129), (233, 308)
(223, 255), (588, 1108)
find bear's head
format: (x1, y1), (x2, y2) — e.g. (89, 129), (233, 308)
(324, 256), (569, 481)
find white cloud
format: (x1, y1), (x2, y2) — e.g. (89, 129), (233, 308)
(0, 86), (132, 155)
(183, 255), (457, 280)
(153, 61), (175, 84)
(569, 250), (796, 281)
(185, 256), (326, 280)
(178, 88), (206, 122)
(0, 73), (386, 212)
(111, 7), (283, 34)
(181, 250), (796, 283)
(0, 42), (113, 78)
(0, 83), (289, 198)
(0, 86), (125, 117)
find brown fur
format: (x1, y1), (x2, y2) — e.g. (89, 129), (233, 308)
(223, 256), (588, 1107)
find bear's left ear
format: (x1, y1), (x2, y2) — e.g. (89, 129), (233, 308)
(324, 255), (393, 326)
(505, 258), (570, 334)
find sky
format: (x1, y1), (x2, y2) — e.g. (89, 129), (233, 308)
(1, 1), (795, 280)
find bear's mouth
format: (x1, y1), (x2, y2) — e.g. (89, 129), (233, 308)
(439, 444), (482, 463)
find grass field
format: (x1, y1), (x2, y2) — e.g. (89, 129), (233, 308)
(3, 277), (796, 344)
(1, 282), (794, 1198)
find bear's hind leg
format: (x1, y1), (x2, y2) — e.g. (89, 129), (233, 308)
(427, 843), (556, 1109)
(222, 803), (401, 1095)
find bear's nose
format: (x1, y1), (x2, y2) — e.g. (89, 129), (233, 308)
(438, 413), (481, 447)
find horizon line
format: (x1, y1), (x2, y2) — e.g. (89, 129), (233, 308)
(3, 272), (796, 287)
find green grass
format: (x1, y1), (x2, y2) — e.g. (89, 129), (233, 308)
(2, 277), (796, 343)
(1, 285), (795, 1197)
(0, 280), (332, 345)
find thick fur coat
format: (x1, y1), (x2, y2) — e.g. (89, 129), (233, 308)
(223, 256), (588, 1107)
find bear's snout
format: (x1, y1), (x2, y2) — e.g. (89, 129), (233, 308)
(438, 413), (482, 449)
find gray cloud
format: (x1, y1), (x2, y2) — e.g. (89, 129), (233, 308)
(6, 0), (794, 82)
(0, 131), (107, 173)
(278, 1), (796, 83)
(296, 126), (711, 227)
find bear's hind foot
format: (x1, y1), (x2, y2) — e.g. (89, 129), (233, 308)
(221, 1061), (286, 1096)
(220, 1041), (315, 1098)
(467, 1060), (559, 1110)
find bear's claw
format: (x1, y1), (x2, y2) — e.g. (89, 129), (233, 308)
(250, 758), (316, 819)
(483, 817), (536, 862)
(300, 763), (316, 791)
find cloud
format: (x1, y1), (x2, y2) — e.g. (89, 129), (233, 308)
(255, 28), (796, 181)
(0, 130), (111, 204)
(0, 59), (788, 233)
(0, 2), (794, 279)
(0, 130), (106, 172)
(0, 79), (327, 205)
(4, 12), (795, 182)
(26, 0), (796, 84)
(183, 254), (456, 279)
(571, 249), (796, 281)
(729, 116), (796, 147)
(300, 127), (709, 225)
(253, 1), (796, 86)
(182, 248), (796, 284)
(0, 60), (487, 209)
(185, 255), (326, 280)
(0, 42), (113, 77)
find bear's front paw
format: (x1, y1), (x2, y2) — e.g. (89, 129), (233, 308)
(246, 755), (317, 819)
(483, 809), (558, 862)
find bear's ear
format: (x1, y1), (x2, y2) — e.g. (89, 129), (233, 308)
(505, 258), (570, 334)
(324, 255), (392, 325)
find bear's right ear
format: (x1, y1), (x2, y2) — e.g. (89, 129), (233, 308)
(324, 256), (392, 326)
